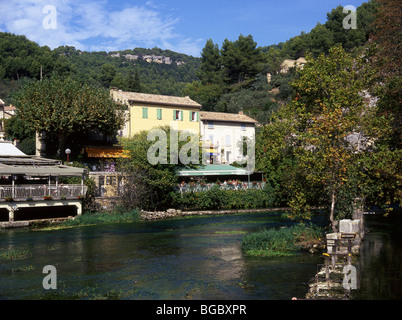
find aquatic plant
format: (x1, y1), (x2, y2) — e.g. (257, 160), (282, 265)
(0, 248), (29, 261)
(242, 224), (323, 258)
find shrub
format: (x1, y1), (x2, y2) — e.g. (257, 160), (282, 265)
(174, 184), (275, 211)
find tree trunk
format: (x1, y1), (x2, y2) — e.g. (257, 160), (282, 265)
(57, 133), (68, 159)
(330, 189), (338, 233)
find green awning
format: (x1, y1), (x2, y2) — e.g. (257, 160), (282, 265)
(177, 165), (249, 177)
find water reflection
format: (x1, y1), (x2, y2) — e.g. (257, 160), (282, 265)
(352, 213), (402, 300)
(0, 211), (400, 300)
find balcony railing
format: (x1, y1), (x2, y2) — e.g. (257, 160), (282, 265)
(0, 184), (87, 201)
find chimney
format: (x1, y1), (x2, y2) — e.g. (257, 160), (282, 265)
(238, 111), (244, 115)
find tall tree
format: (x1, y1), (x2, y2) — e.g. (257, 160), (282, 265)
(118, 125), (201, 210)
(126, 68), (142, 92)
(371, 0), (401, 149)
(197, 39), (222, 85)
(221, 34), (263, 86)
(100, 63), (116, 88)
(257, 45), (394, 231)
(13, 77), (125, 157)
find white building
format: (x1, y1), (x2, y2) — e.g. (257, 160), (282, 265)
(199, 111), (257, 164)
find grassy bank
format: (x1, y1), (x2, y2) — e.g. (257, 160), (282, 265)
(32, 208), (140, 231)
(242, 224), (324, 258)
(61, 209), (140, 227)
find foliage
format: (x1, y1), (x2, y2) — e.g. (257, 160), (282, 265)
(11, 76), (125, 157)
(220, 35), (265, 86)
(173, 184), (276, 211)
(54, 46), (201, 96)
(197, 39), (223, 85)
(1, 1), (377, 127)
(242, 224), (324, 258)
(0, 248), (29, 261)
(370, 0), (401, 151)
(0, 32), (72, 81)
(184, 1), (377, 125)
(61, 208), (140, 227)
(256, 45), (394, 231)
(4, 116), (36, 154)
(118, 126), (201, 211)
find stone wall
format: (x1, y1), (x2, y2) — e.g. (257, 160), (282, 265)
(305, 214), (365, 300)
(140, 208), (291, 220)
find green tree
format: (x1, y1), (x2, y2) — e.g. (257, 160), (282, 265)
(182, 81), (224, 111)
(118, 126), (201, 210)
(12, 76), (125, 157)
(309, 23), (334, 57)
(126, 68), (142, 92)
(100, 64), (116, 88)
(221, 35), (264, 86)
(371, 0), (401, 149)
(258, 45), (394, 231)
(282, 32), (311, 59)
(4, 116), (36, 154)
(197, 39), (223, 85)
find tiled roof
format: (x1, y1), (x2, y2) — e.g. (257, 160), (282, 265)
(200, 111), (258, 124)
(112, 90), (202, 108)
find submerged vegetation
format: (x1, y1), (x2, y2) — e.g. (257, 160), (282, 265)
(242, 224), (324, 258)
(0, 248), (29, 261)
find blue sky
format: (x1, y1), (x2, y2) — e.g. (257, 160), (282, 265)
(0, 0), (369, 57)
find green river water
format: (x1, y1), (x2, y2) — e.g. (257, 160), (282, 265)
(0, 211), (400, 300)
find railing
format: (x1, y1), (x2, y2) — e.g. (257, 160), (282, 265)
(177, 182), (266, 193)
(0, 184), (87, 201)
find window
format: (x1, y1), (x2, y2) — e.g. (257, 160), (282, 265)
(173, 110), (183, 121)
(226, 135), (231, 147)
(241, 123), (246, 131)
(142, 107), (148, 119)
(157, 109), (162, 120)
(190, 111), (199, 122)
(208, 121), (214, 129)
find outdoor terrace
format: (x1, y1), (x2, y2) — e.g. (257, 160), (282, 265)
(0, 184), (87, 202)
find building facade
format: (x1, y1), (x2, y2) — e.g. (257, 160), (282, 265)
(199, 111), (257, 165)
(110, 89), (202, 137)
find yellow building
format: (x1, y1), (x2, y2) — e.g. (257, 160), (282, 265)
(110, 89), (201, 137)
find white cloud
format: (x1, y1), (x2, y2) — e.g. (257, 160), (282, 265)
(0, 0), (202, 56)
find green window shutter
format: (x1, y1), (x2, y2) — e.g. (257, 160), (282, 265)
(142, 107), (148, 119)
(157, 109), (162, 120)
(180, 110), (183, 121)
(189, 111), (192, 121)
(196, 111), (199, 122)
(173, 110), (176, 120)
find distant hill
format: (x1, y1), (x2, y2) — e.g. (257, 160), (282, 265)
(0, 0), (376, 108)
(53, 46), (201, 96)
(0, 32), (201, 101)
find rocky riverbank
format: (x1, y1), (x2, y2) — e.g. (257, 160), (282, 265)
(305, 212), (365, 300)
(139, 207), (292, 220)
